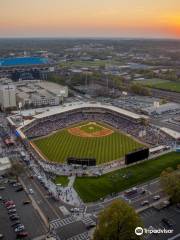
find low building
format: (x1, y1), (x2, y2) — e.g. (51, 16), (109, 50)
(16, 80), (68, 108)
(0, 83), (16, 110)
(0, 157), (12, 175)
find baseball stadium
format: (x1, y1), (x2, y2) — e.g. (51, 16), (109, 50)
(15, 102), (173, 167)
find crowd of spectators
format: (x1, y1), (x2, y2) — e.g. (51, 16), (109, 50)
(23, 110), (173, 146)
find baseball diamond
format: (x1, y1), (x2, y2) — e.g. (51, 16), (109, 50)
(32, 121), (144, 165)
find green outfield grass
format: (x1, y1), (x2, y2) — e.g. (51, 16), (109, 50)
(74, 152), (180, 202)
(134, 78), (180, 93)
(33, 122), (143, 165)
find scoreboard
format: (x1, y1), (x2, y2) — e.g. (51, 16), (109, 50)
(125, 148), (149, 165)
(67, 157), (96, 166)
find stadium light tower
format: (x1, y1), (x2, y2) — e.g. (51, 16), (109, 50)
(122, 91), (127, 108)
(18, 101), (24, 125)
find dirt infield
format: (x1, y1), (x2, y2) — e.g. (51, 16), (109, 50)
(68, 122), (114, 138)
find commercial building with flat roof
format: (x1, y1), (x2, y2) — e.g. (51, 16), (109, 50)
(16, 80), (68, 108)
(0, 157), (11, 175)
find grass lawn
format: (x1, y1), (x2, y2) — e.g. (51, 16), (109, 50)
(74, 152), (180, 202)
(59, 60), (122, 69)
(134, 78), (180, 93)
(33, 122), (143, 165)
(54, 176), (69, 187)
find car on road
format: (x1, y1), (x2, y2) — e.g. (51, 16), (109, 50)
(141, 200), (149, 206)
(153, 195), (160, 201)
(29, 188), (34, 194)
(0, 186), (5, 190)
(125, 187), (138, 197)
(0, 196), (2, 200)
(0, 234), (4, 239)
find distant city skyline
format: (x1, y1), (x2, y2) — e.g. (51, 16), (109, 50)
(0, 0), (180, 38)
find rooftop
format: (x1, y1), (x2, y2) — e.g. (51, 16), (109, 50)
(0, 57), (49, 67)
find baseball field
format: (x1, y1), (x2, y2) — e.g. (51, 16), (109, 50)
(32, 121), (144, 165)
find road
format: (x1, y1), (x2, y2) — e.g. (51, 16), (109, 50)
(151, 88), (180, 104)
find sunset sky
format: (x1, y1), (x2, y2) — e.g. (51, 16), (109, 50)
(0, 0), (180, 38)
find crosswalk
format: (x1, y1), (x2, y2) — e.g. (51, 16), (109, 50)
(81, 217), (96, 226)
(50, 216), (76, 229)
(50, 216), (96, 231)
(67, 232), (89, 240)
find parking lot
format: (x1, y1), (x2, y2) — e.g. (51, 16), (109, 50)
(0, 177), (46, 239)
(140, 205), (180, 240)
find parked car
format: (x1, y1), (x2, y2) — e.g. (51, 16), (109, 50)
(9, 180), (17, 184)
(0, 186), (5, 190)
(16, 232), (28, 238)
(9, 213), (18, 218)
(7, 204), (16, 210)
(13, 183), (22, 188)
(0, 234), (4, 239)
(8, 208), (16, 214)
(10, 215), (19, 221)
(5, 200), (14, 207)
(15, 187), (23, 192)
(14, 225), (25, 233)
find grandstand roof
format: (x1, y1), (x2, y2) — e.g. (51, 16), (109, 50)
(34, 102), (147, 121)
(160, 127), (180, 140)
(0, 57), (49, 67)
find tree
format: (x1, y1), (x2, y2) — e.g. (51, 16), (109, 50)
(160, 167), (180, 203)
(10, 162), (25, 179)
(130, 83), (151, 96)
(93, 200), (143, 240)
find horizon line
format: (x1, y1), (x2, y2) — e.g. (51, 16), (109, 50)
(0, 36), (180, 41)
